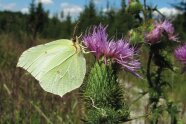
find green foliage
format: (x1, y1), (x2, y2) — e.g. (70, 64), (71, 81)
(173, 1), (186, 40)
(77, 0), (100, 34)
(129, 29), (144, 44)
(0, 11), (27, 35)
(127, 0), (143, 14)
(0, 0), (137, 41)
(82, 62), (129, 123)
(113, 9), (136, 37)
(27, 0), (49, 45)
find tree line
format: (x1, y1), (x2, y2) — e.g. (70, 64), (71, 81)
(0, 0), (185, 45)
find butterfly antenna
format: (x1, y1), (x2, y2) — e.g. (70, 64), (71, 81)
(72, 21), (80, 43)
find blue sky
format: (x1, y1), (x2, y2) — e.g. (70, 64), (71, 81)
(0, 0), (182, 18)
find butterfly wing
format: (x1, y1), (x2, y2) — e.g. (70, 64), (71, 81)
(17, 39), (86, 97)
(39, 53), (86, 97)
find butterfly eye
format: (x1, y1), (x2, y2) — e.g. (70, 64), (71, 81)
(72, 37), (76, 43)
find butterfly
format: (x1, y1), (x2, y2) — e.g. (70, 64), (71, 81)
(17, 38), (86, 97)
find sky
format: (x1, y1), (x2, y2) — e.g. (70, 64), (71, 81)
(0, 0), (183, 19)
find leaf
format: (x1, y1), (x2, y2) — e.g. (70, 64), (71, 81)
(17, 39), (86, 97)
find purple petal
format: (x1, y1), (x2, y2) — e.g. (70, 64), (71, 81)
(83, 24), (108, 59)
(104, 39), (141, 77)
(145, 20), (178, 44)
(175, 44), (186, 64)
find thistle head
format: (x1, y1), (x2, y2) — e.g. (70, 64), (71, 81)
(175, 43), (186, 73)
(104, 39), (141, 77)
(83, 24), (108, 59)
(175, 44), (186, 66)
(145, 20), (178, 45)
(83, 25), (141, 77)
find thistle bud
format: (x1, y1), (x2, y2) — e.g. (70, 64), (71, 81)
(127, 0), (143, 14)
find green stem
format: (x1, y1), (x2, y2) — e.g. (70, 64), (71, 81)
(154, 9), (166, 19)
(146, 49), (153, 87)
(147, 48), (162, 124)
(144, 0), (147, 10)
(130, 91), (148, 106)
(143, 0), (147, 21)
(155, 66), (163, 91)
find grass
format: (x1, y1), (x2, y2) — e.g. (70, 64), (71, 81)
(0, 33), (186, 123)
(0, 34), (83, 124)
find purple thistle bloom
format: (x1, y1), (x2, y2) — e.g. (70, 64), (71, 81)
(145, 27), (163, 44)
(104, 40), (141, 77)
(83, 25), (141, 77)
(83, 24), (107, 59)
(145, 20), (178, 44)
(175, 44), (186, 64)
(160, 20), (178, 41)
(175, 44), (186, 72)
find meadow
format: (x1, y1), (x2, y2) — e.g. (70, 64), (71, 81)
(1, 30), (186, 124)
(1, 0), (186, 123)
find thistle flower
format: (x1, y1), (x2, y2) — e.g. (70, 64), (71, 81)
(161, 20), (178, 41)
(145, 27), (163, 44)
(83, 25), (141, 77)
(83, 24), (107, 59)
(174, 44), (186, 72)
(145, 20), (178, 44)
(104, 40), (141, 77)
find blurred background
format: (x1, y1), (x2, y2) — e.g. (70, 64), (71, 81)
(0, 0), (186, 123)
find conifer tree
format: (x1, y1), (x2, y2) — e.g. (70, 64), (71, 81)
(78, 0), (99, 33)
(27, 0), (48, 46)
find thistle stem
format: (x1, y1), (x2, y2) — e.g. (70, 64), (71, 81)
(146, 49), (153, 87)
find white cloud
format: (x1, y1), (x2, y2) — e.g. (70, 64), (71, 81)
(0, 3), (16, 11)
(103, 8), (111, 13)
(153, 7), (183, 18)
(93, 0), (102, 4)
(49, 13), (54, 19)
(21, 8), (29, 14)
(36, 0), (53, 5)
(60, 3), (83, 18)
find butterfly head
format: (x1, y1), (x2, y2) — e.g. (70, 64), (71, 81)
(72, 36), (84, 53)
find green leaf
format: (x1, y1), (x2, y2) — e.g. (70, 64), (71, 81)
(17, 39), (86, 97)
